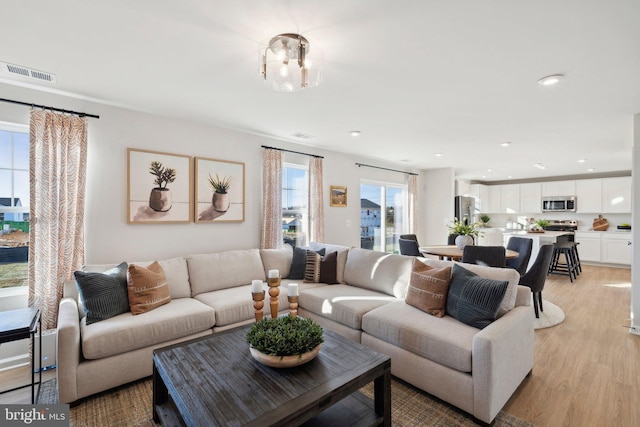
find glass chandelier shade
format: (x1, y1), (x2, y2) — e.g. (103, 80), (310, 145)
(261, 33), (322, 92)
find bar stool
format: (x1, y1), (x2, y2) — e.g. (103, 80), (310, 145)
(549, 242), (579, 282)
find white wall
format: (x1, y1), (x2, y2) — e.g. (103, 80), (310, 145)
(632, 113), (639, 335)
(419, 168), (455, 245)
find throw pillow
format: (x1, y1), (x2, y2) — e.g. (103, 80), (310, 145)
(127, 261), (171, 315)
(288, 246), (309, 279)
(447, 264), (509, 329)
(405, 261), (451, 317)
(74, 262), (129, 325)
(303, 250), (338, 284)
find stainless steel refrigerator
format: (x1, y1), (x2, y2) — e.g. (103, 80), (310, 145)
(454, 196), (476, 225)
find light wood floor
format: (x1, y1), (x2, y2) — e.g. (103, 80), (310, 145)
(0, 265), (637, 425)
(503, 264), (638, 426)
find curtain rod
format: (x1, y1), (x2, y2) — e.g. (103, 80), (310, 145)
(261, 145), (323, 159)
(355, 162), (418, 176)
(0, 97), (100, 119)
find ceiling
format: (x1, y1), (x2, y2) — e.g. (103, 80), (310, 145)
(1, 1), (639, 182)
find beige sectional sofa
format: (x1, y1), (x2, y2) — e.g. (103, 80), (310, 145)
(57, 243), (533, 424)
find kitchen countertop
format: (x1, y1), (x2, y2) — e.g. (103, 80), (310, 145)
(503, 230), (573, 238)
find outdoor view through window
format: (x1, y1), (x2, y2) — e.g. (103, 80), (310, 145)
(360, 182), (408, 253)
(282, 165), (308, 247)
(0, 127), (29, 289)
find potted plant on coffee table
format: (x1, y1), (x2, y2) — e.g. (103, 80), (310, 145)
(246, 316), (324, 368)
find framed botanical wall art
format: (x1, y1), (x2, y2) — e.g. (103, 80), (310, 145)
(194, 157), (245, 222)
(127, 148), (192, 223)
(330, 186), (347, 207)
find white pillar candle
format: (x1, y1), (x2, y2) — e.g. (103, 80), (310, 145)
(251, 280), (263, 293)
(268, 269), (279, 278)
(288, 283), (299, 297)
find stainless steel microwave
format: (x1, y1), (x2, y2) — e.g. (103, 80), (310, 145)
(542, 196), (577, 212)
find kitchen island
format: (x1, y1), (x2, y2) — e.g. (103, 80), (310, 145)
(503, 230), (573, 271)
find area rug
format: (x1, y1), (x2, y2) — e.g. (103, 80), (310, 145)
(40, 378), (533, 426)
(533, 299), (565, 330)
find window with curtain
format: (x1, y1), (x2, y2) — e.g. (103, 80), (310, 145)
(282, 163), (309, 247)
(360, 182), (409, 253)
(0, 125), (30, 289)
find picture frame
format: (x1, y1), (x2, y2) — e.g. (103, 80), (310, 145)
(194, 157), (245, 222)
(127, 148), (192, 224)
(330, 186), (347, 207)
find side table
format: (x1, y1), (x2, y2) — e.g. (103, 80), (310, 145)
(0, 307), (42, 404)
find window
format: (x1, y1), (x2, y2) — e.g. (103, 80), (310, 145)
(282, 164), (309, 247)
(360, 182), (409, 253)
(0, 125), (30, 289)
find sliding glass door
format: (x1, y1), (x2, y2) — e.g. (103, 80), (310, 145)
(360, 182), (408, 253)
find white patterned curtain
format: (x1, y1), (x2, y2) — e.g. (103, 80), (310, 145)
(29, 110), (88, 330)
(308, 157), (325, 243)
(408, 174), (418, 234)
(261, 148), (283, 249)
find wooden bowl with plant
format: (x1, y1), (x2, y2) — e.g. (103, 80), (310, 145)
(246, 316), (324, 368)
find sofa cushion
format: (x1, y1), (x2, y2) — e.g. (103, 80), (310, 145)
(74, 262), (130, 325)
(260, 246), (293, 279)
(418, 258), (519, 316)
(127, 262), (171, 315)
(362, 300), (478, 373)
(405, 261), (451, 317)
(343, 248), (413, 297)
(298, 284), (396, 329)
(188, 249), (266, 295)
(81, 298), (215, 360)
(446, 264), (508, 329)
(309, 242), (350, 283)
(304, 250), (338, 284)
(195, 284), (290, 326)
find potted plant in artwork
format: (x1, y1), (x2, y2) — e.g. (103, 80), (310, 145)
(448, 217), (481, 249)
(246, 316), (324, 368)
(208, 173), (231, 212)
(148, 161), (176, 212)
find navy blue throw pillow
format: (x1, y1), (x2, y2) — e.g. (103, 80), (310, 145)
(74, 262), (129, 325)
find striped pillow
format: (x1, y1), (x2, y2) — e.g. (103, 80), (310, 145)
(303, 250), (338, 284)
(447, 264), (508, 329)
(127, 261), (171, 315)
(74, 262), (130, 325)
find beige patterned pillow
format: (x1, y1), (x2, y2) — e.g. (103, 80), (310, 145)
(405, 261), (451, 317)
(127, 261), (171, 315)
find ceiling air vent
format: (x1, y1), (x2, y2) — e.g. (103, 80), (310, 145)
(291, 132), (314, 140)
(1, 62), (56, 83)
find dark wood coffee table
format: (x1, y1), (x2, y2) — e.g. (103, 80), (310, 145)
(153, 325), (391, 426)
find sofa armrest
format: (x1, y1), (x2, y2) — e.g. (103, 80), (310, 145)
(515, 285), (531, 307)
(56, 297), (81, 404)
(471, 305), (534, 423)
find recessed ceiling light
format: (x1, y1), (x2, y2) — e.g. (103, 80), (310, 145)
(349, 130), (361, 137)
(507, 175), (512, 179)
(538, 74), (564, 86)
(487, 169), (492, 172)
(577, 159), (587, 163)
(435, 152), (443, 157)
(500, 142), (511, 147)
(533, 163), (547, 170)
(588, 168), (595, 172)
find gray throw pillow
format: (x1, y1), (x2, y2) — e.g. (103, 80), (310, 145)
(74, 262), (129, 325)
(288, 247), (325, 279)
(447, 264), (508, 329)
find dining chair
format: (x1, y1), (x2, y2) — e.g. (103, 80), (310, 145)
(399, 238), (423, 257)
(461, 245), (506, 267)
(505, 237), (533, 276)
(518, 244), (555, 318)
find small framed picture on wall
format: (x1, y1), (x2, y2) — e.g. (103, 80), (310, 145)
(330, 186), (347, 207)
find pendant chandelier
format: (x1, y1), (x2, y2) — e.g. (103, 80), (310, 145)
(260, 33), (322, 92)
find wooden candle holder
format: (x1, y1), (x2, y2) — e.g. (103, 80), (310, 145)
(252, 291), (265, 322)
(267, 277), (280, 319)
(288, 296), (299, 317)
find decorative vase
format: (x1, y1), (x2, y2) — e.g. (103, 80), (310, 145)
(212, 192), (229, 212)
(249, 344), (322, 368)
(455, 234), (474, 250)
(149, 188), (172, 212)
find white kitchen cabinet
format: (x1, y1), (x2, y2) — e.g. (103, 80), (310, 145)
(601, 232), (632, 265)
(456, 179), (472, 196)
(542, 180), (575, 197)
(519, 182), (542, 213)
(574, 232), (602, 262)
(474, 184), (489, 212)
(575, 179), (602, 213)
(486, 185), (501, 213)
(500, 184), (520, 214)
(602, 176), (632, 213)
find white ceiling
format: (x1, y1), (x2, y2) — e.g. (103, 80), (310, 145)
(1, 1), (639, 182)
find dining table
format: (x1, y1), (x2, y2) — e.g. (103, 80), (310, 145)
(419, 245), (519, 261)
